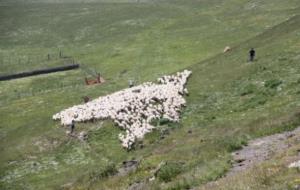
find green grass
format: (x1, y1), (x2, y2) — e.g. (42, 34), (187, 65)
(156, 162), (184, 182)
(198, 135), (300, 190)
(1, 0), (300, 189)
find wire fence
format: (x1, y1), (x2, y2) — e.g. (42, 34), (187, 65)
(0, 51), (76, 76)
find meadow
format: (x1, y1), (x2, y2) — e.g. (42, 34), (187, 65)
(0, 0), (300, 189)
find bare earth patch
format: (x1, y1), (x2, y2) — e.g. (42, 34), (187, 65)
(197, 127), (300, 190)
(229, 127), (300, 175)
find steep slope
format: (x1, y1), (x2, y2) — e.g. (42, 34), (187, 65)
(90, 13), (300, 190)
(0, 0), (300, 189)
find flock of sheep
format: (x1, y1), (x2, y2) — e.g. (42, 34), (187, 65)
(53, 70), (192, 149)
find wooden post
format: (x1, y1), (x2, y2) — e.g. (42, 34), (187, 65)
(97, 73), (101, 83)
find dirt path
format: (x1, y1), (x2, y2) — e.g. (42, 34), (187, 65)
(229, 127), (300, 175)
(196, 127), (300, 190)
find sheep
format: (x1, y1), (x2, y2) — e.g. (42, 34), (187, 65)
(223, 46), (231, 53)
(53, 70), (192, 149)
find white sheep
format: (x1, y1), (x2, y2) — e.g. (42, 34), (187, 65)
(53, 70), (192, 149)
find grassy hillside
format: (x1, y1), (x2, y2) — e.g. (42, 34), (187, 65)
(0, 0), (300, 189)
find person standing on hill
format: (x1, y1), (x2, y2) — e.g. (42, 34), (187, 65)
(249, 48), (256, 62)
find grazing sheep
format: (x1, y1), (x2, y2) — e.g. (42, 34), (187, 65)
(53, 70), (192, 149)
(223, 46), (231, 53)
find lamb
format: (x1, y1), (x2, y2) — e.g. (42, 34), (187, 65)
(53, 70), (192, 149)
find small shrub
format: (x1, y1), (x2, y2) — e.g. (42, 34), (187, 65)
(227, 140), (243, 152)
(150, 118), (171, 126)
(240, 84), (257, 96)
(159, 118), (171, 125)
(101, 163), (117, 178)
(168, 179), (191, 190)
(220, 136), (248, 152)
(88, 163), (117, 183)
(264, 79), (282, 89)
(156, 162), (184, 182)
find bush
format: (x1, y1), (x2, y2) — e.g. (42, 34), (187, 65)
(101, 163), (117, 178)
(218, 136), (248, 152)
(150, 118), (171, 126)
(264, 79), (282, 89)
(239, 84), (257, 96)
(156, 162), (184, 182)
(159, 118), (171, 125)
(88, 163), (117, 183)
(227, 138), (248, 152)
(167, 179), (191, 190)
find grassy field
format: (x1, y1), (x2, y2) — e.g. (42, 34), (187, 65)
(0, 0), (300, 189)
